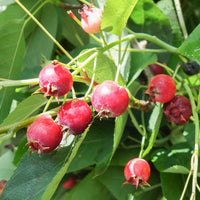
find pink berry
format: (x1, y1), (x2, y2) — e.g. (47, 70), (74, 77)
(124, 158), (151, 189)
(164, 95), (192, 124)
(145, 74), (176, 103)
(39, 61), (73, 98)
(79, 4), (103, 34)
(149, 62), (164, 75)
(27, 114), (63, 153)
(62, 175), (76, 189)
(91, 80), (129, 118)
(57, 99), (92, 135)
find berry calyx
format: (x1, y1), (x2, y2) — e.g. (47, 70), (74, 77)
(58, 99), (92, 135)
(27, 114), (63, 153)
(124, 158), (151, 189)
(91, 80), (129, 118)
(182, 61), (200, 75)
(164, 95), (192, 124)
(149, 62), (164, 75)
(39, 60), (73, 98)
(145, 74), (176, 103)
(62, 175), (76, 189)
(79, 4), (103, 34)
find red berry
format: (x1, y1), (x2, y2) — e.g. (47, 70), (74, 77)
(149, 62), (164, 75)
(62, 175), (76, 189)
(124, 158), (151, 189)
(27, 114), (63, 153)
(79, 4), (103, 34)
(145, 74), (176, 103)
(39, 61), (73, 98)
(58, 99), (92, 135)
(164, 95), (192, 124)
(91, 80), (129, 118)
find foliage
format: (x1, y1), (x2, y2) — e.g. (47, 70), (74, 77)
(0, 0), (200, 199)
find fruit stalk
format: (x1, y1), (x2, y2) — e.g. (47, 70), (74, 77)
(184, 83), (199, 199)
(0, 78), (39, 89)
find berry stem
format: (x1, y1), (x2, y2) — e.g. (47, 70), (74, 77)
(99, 30), (114, 61)
(15, 0), (78, 67)
(139, 136), (146, 158)
(115, 34), (122, 83)
(0, 78), (39, 89)
(43, 96), (54, 112)
(184, 83), (199, 199)
(72, 52), (98, 76)
(127, 108), (144, 136)
(84, 57), (97, 99)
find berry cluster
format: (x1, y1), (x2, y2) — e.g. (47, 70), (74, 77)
(27, 62), (129, 154)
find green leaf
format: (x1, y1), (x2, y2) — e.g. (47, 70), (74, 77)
(60, 171), (114, 200)
(0, 150), (16, 180)
(142, 103), (163, 157)
(151, 142), (192, 174)
(94, 112), (128, 176)
(13, 135), (29, 166)
(0, 20), (25, 123)
(0, 94), (47, 128)
(129, 0), (173, 61)
(128, 52), (157, 86)
(61, 10), (89, 47)
(183, 123), (195, 148)
(160, 173), (184, 200)
(110, 148), (140, 166)
(178, 24), (200, 60)
(21, 3), (58, 78)
(157, 0), (183, 47)
(68, 119), (114, 173)
(0, 148), (68, 200)
(101, 0), (138, 35)
(79, 51), (117, 83)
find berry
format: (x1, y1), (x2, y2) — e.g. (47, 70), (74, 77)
(39, 61), (73, 98)
(62, 175), (76, 189)
(149, 62), (164, 75)
(79, 4), (103, 34)
(91, 80), (129, 118)
(27, 114), (63, 153)
(182, 61), (200, 75)
(145, 74), (176, 103)
(164, 95), (192, 124)
(124, 158), (151, 189)
(58, 99), (92, 135)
